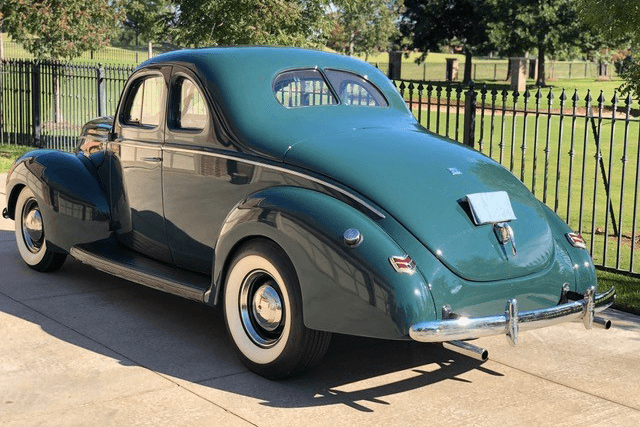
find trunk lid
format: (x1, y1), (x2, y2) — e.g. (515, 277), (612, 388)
(284, 128), (554, 282)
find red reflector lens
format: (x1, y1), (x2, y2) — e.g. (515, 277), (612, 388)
(566, 232), (587, 249)
(389, 254), (416, 274)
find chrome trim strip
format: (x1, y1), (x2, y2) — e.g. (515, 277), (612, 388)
(114, 140), (162, 149)
(409, 286), (616, 343)
(140, 156), (162, 163)
(162, 145), (386, 219)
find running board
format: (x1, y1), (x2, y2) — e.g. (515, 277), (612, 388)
(70, 240), (210, 302)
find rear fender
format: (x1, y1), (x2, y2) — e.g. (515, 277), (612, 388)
(539, 202), (596, 293)
(211, 186), (437, 339)
(5, 150), (111, 252)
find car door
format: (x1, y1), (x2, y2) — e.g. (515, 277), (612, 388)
(110, 66), (173, 263)
(161, 67), (220, 273)
(162, 66), (264, 274)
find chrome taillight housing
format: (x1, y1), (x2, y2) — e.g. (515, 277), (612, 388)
(566, 232), (587, 249)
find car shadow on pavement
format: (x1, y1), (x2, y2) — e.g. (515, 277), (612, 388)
(0, 229), (503, 413)
(232, 335), (504, 412)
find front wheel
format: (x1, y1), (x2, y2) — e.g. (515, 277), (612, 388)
(223, 239), (331, 379)
(14, 188), (67, 272)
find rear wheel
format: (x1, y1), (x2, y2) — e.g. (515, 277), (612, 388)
(223, 239), (331, 379)
(14, 188), (67, 272)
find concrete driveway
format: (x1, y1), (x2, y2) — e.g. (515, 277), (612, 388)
(2, 172), (640, 426)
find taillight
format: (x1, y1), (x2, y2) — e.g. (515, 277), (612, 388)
(566, 232), (587, 249)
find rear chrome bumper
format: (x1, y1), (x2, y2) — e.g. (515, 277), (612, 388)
(410, 286), (616, 347)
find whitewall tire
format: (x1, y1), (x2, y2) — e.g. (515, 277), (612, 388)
(14, 188), (66, 272)
(223, 239), (331, 379)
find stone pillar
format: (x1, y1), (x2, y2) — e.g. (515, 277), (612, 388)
(510, 57), (527, 92)
(446, 58), (459, 82)
(597, 61), (609, 79)
(528, 58), (538, 81)
(388, 51), (402, 80)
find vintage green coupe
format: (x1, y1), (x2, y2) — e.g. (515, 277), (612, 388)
(3, 47), (615, 379)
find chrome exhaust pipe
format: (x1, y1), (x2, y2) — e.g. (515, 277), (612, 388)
(442, 340), (489, 362)
(593, 316), (612, 330)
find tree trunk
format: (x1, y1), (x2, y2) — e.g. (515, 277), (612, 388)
(506, 58), (512, 81)
(463, 50), (472, 83)
(536, 45), (546, 86)
(349, 31), (355, 56)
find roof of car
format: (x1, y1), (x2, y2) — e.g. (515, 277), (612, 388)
(140, 47), (416, 159)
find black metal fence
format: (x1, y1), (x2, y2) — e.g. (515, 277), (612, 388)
(394, 78), (640, 277)
(0, 60), (134, 150)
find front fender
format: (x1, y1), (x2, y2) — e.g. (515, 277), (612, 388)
(212, 186), (437, 340)
(5, 150), (111, 252)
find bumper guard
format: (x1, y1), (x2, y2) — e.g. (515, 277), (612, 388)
(410, 286), (616, 348)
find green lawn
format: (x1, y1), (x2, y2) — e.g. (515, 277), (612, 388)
(597, 270), (640, 315)
(0, 144), (32, 173)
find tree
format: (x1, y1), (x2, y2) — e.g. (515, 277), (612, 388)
(173, 0), (328, 48)
(121, 0), (175, 47)
(0, 0), (122, 60)
(327, 0), (403, 59)
(488, 0), (601, 87)
(578, 0), (640, 98)
(401, 0), (494, 83)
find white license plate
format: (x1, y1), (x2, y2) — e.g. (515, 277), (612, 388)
(466, 191), (517, 225)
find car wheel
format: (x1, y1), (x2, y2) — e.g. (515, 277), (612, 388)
(223, 239), (331, 379)
(14, 188), (67, 272)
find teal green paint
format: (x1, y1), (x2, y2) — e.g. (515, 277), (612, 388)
(539, 202), (597, 294)
(285, 127), (555, 282)
(215, 186), (437, 338)
(142, 47), (414, 159)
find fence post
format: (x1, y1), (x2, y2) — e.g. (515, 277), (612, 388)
(96, 63), (106, 117)
(463, 81), (476, 148)
(31, 61), (41, 147)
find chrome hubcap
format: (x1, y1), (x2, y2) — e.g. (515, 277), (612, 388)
(22, 199), (44, 253)
(239, 271), (285, 347)
(251, 284), (282, 332)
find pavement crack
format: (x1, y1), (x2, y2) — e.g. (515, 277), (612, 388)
(193, 369), (250, 384)
(153, 372), (259, 427)
(20, 285), (132, 302)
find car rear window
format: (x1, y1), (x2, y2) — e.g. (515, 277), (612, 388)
(273, 69), (337, 107)
(324, 69), (388, 107)
(273, 68), (387, 108)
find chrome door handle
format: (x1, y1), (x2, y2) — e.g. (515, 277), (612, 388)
(140, 156), (162, 163)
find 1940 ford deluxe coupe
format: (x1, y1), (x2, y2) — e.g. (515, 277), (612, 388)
(3, 47), (616, 379)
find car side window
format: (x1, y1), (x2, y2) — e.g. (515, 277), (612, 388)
(123, 76), (165, 127)
(324, 69), (388, 107)
(170, 77), (209, 130)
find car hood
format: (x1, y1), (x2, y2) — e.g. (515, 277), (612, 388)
(284, 128), (554, 282)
